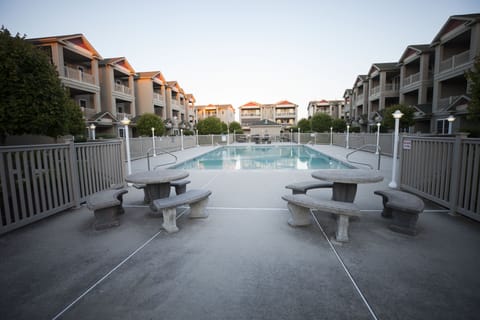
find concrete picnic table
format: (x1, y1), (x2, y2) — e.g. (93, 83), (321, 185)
(311, 169), (384, 202)
(125, 169), (189, 204)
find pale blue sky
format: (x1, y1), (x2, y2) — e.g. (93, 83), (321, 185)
(1, 0), (479, 119)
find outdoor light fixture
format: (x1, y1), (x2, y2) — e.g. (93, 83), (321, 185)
(121, 116), (132, 175)
(89, 123), (96, 140)
(330, 126), (333, 145)
(389, 110), (403, 188)
(376, 122), (381, 154)
(447, 115), (455, 134)
(151, 127), (156, 157)
(346, 125), (350, 149)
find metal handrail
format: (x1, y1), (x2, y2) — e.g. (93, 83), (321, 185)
(346, 144), (381, 170)
(146, 147), (178, 170)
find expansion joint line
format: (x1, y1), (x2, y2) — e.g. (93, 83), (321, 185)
(310, 211), (379, 320)
(51, 208), (190, 320)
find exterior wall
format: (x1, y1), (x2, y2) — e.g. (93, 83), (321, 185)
(196, 105), (235, 124)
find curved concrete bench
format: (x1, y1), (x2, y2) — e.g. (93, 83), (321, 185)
(282, 194), (360, 242)
(374, 189), (424, 235)
(285, 181), (333, 195)
(151, 189), (212, 233)
(86, 188), (128, 230)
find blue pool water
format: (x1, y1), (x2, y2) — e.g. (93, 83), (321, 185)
(171, 145), (353, 170)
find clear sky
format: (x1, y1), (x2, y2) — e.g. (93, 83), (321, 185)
(1, 0), (479, 119)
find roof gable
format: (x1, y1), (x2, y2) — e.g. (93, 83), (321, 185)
(432, 14), (480, 43)
(28, 33), (102, 59)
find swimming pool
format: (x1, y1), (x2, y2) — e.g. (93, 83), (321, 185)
(171, 145), (353, 170)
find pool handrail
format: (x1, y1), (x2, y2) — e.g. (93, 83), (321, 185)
(346, 144), (381, 170)
(146, 147), (178, 170)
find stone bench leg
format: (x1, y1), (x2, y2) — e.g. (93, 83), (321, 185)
(189, 198), (210, 218)
(94, 206), (122, 230)
(335, 214), (351, 242)
(377, 195), (393, 218)
(175, 185), (187, 195)
(286, 203), (312, 226)
(161, 207), (179, 233)
(389, 210), (419, 235)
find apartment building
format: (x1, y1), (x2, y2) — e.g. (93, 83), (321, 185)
(398, 45), (435, 133)
(195, 104), (235, 125)
(239, 101), (298, 130)
(431, 13), (480, 134)
(135, 71), (167, 119)
(99, 57), (136, 126)
(345, 13), (480, 134)
(350, 75), (369, 128)
(27, 34), (104, 127)
(307, 100), (345, 119)
(367, 63), (400, 129)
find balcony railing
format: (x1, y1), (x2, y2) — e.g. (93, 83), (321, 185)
(153, 93), (164, 101)
(403, 72), (421, 86)
(114, 83), (132, 95)
(439, 50), (470, 72)
(64, 66), (95, 84)
(370, 83), (399, 96)
(275, 112), (296, 117)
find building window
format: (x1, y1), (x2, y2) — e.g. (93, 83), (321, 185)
(118, 128), (125, 138)
(79, 99), (87, 108)
(436, 119), (449, 134)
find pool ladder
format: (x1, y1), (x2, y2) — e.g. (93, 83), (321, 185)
(146, 147), (178, 171)
(346, 144), (381, 170)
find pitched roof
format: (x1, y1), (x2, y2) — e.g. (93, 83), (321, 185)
(276, 100), (296, 106)
(27, 33), (102, 59)
(398, 44), (434, 63)
(241, 101), (261, 107)
(100, 57), (136, 73)
(432, 14), (480, 44)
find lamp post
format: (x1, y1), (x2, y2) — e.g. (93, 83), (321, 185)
(346, 125), (350, 149)
(233, 130), (236, 144)
(196, 129), (199, 147)
(180, 129), (184, 150)
(151, 127), (156, 157)
(121, 116), (132, 175)
(290, 128), (293, 143)
(375, 122), (381, 154)
(447, 115), (455, 134)
(330, 126), (333, 145)
(89, 123), (96, 140)
(297, 128), (300, 145)
(389, 110), (403, 189)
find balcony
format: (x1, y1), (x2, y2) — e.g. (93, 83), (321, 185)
(64, 66), (95, 84)
(403, 72), (421, 86)
(439, 50), (470, 73)
(153, 93), (164, 102)
(114, 83), (132, 95)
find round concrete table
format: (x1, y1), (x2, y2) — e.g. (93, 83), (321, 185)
(311, 169), (384, 202)
(125, 169), (189, 203)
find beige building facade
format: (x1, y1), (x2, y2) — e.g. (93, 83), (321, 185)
(239, 100), (298, 131)
(195, 104), (235, 125)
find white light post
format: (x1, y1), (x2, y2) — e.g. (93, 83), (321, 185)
(227, 123), (230, 146)
(121, 116), (132, 175)
(89, 123), (96, 140)
(346, 125), (350, 149)
(330, 126), (333, 145)
(290, 129), (293, 143)
(297, 128), (300, 145)
(180, 129), (184, 150)
(151, 127), (156, 157)
(447, 115), (455, 134)
(389, 110), (403, 189)
(375, 122), (381, 154)
(196, 129), (199, 147)
(233, 130), (236, 144)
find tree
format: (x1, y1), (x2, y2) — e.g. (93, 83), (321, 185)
(197, 117), (223, 135)
(297, 118), (311, 132)
(331, 118), (347, 132)
(380, 104), (415, 131)
(466, 56), (480, 121)
(0, 28), (85, 143)
(136, 113), (165, 136)
(228, 121), (243, 134)
(311, 113), (332, 132)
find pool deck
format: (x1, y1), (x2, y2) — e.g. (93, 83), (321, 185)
(1, 144), (479, 319)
